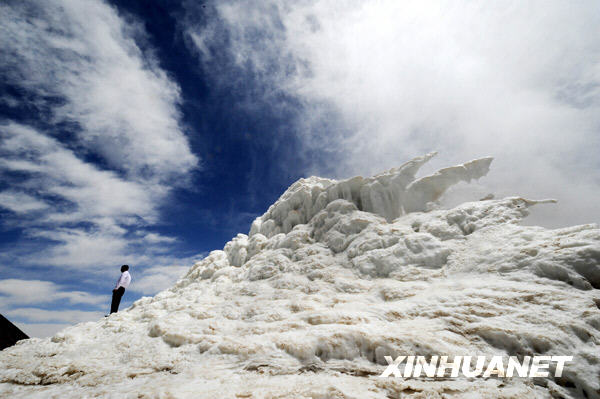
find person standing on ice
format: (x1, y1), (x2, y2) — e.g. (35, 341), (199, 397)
(109, 265), (131, 314)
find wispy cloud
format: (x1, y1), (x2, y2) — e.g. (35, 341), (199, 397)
(0, 190), (49, 213)
(0, 279), (104, 308)
(187, 0), (600, 227)
(1, 123), (156, 223)
(0, 0), (197, 180)
(0, 0), (199, 271)
(4, 308), (103, 324)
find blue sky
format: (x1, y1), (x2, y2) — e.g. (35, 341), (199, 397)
(1, 0), (599, 337)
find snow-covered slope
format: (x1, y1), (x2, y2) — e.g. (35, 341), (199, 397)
(1, 154), (599, 398)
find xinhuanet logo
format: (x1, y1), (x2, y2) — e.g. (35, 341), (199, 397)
(379, 355), (573, 378)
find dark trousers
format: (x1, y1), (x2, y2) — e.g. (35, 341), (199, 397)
(110, 286), (125, 314)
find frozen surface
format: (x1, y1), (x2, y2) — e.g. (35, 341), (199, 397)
(1, 154), (599, 398)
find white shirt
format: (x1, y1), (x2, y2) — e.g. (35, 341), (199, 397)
(115, 271), (131, 290)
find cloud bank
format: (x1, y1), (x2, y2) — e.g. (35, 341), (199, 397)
(187, 0), (600, 227)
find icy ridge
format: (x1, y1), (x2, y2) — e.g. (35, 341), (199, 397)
(248, 152), (493, 238)
(1, 155), (599, 399)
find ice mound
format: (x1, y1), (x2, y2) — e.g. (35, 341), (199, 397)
(249, 151), (493, 238)
(1, 154), (599, 398)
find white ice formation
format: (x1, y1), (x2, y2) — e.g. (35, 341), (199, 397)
(1, 153), (599, 398)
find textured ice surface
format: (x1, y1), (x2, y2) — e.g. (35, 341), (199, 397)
(1, 154), (599, 398)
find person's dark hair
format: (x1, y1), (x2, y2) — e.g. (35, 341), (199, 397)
(121, 264), (129, 272)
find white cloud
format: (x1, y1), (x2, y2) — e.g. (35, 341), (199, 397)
(0, 122), (169, 268)
(31, 228), (130, 268)
(14, 322), (72, 339)
(5, 308), (103, 324)
(0, 124), (156, 223)
(129, 252), (209, 295)
(0, 191), (48, 213)
(0, 279), (104, 308)
(131, 265), (189, 295)
(189, 0), (600, 227)
(142, 232), (178, 244)
(0, 0), (197, 181)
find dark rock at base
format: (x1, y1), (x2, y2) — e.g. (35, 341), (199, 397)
(0, 313), (29, 351)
